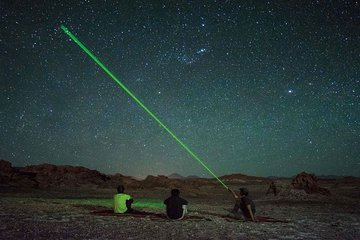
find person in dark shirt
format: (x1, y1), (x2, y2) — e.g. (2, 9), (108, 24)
(164, 189), (188, 220)
(229, 187), (256, 221)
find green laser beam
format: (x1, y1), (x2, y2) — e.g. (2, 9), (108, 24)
(60, 24), (228, 190)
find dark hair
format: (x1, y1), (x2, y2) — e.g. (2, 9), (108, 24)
(117, 185), (125, 193)
(171, 189), (180, 196)
(239, 187), (249, 196)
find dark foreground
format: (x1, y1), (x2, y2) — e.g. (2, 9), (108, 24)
(1, 184), (359, 240)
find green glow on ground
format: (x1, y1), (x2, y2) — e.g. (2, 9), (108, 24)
(60, 25), (228, 190)
(132, 201), (163, 209)
(79, 198), (163, 209)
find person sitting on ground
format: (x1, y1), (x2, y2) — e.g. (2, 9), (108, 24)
(113, 185), (134, 214)
(164, 189), (188, 220)
(228, 187), (256, 222)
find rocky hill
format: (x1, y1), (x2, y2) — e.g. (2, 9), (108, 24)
(0, 160), (215, 190)
(0, 160), (111, 188)
(2, 160), (355, 194)
(220, 173), (267, 184)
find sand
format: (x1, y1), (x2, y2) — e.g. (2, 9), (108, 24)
(1, 183), (359, 240)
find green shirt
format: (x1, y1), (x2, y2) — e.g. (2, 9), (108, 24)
(113, 193), (132, 213)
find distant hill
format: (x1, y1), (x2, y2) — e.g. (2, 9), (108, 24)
(168, 173), (201, 179)
(0, 160), (215, 190)
(0, 159), (111, 188)
(317, 175), (344, 180)
(2, 159), (358, 191)
(168, 173), (185, 179)
(220, 173), (265, 180)
(267, 176), (291, 180)
(187, 175), (200, 179)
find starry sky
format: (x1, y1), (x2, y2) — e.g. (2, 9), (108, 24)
(1, 0), (359, 178)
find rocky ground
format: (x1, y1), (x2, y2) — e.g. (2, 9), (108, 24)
(1, 184), (359, 240)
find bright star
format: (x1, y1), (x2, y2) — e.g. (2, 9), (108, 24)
(196, 48), (207, 54)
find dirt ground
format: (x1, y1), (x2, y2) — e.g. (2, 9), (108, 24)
(1, 183), (359, 240)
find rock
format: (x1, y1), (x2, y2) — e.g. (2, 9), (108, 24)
(108, 174), (141, 188)
(0, 161), (111, 188)
(266, 181), (278, 196)
(142, 175), (182, 188)
(0, 160), (13, 173)
(19, 164), (110, 188)
(9, 171), (38, 188)
(292, 172), (331, 195)
(0, 160), (14, 184)
(0, 160), (38, 187)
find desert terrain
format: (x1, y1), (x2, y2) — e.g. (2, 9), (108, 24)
(1, 160), (359, 239)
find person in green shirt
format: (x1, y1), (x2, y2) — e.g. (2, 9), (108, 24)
(113, 185), (134, 213)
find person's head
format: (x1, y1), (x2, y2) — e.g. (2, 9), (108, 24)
(117, 185), (125, 193)
(171, 189), (180, 197)
(239, 187), (249, 196)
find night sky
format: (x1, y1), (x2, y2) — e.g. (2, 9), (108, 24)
(1, 1), (359, 178)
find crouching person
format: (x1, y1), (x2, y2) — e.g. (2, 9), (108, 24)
(114, 185), (134, 213)
(229, 187), (256, 222)
(164, 189), (188, 220)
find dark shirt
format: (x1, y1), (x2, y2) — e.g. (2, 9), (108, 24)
(164, 196), (188, 219)
(238, 196), (256, 219)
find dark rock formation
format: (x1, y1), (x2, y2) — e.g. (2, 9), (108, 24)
(0, 160), (38, 187)
(266, 181), (278, 196)
(292, 172), (331, 195)
(142, 175), (182, 188)
(0, 160), (13, 173)
(108, 173), (141, 188)
(0, 160), (110, 188)
(19, 164), (110, 188)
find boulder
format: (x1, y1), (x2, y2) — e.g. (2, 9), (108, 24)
(292, 172), (331, 195)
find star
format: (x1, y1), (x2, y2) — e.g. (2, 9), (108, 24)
(0, 0), (358, 178)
